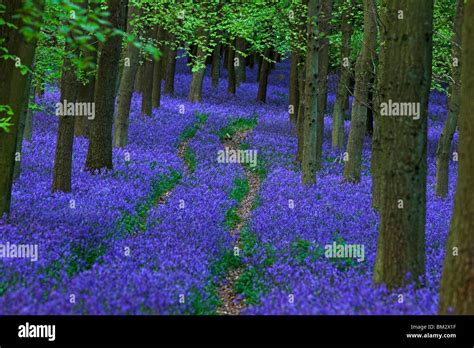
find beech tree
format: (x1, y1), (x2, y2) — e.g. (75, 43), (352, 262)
(331, 0), (355, 149)
(113, 5), (141, 148)
(315, 0), (333, 161)
(343, 0), (377, 183)
(0, 0), (42, 216)
(438, 0), (474, 315)
(373, 0), (434, 289)
(435, 0), (464, 198)
(85, 0), (128, 172)
(301, 0), (320, 185)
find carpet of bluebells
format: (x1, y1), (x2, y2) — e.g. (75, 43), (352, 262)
(0, 55), (456, 314)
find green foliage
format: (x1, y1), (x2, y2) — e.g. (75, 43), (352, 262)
(178, 112), (208, 144)
(183, 147), (197, 173)
(223, 206), (240, 231)
(118, 170), (182, 236)
(0, 105), (14, 132)
(229, 177), (250, 203)
(217, 116), (258, 141)
(290, 236), (312, 263)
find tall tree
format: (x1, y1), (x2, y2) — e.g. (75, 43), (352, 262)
(373, 0), (434, 289)
(331, 0), (354, 149)
(188, 27), (208, 102)
(163, 33), (177, 95)
(438, 0), (474, 315)
(227, 43), (236, 94)
(141, 26), (156, 117)
(211, 44), (221, 89)
(435, 0), (464, 199)
(74, 0), (96, 138)
(113, 5), (141, 148)
(85, 0), (128, 172)
(235, 37), (246, 85)
(151, 27), (165, 108)
(289, 52), (299, 124)
(315, 0), (333, 160)
(0, 0), (41, 216)
(256, 47), (272, 102)
(343, 0), (377, 182)
(301, 0), (320, 185)
(52, 39), (80, 192)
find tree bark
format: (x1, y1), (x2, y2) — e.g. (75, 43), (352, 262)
(74, 13), (97, 139)
(152, 28), (165, 109)
(13, 59), (35, 181)
(164, 33), (177, 95)
(315, 0), (333, 159)
(301, 0), (320, 185)
(373, 0), (434, 289)
(113, 5), (140, 148)
(188, 28), (208, 102)
(343, 0), (377, 183)
(331, 0), (354, 149)
(52, 40), (80, 193)
(435, 0), (463, 199)
(141, 54), (155, 116)
(86, 0), (128, 172)
(235, 37), (246, 85)
(211, 44), (221, 89)
(227, 43), (236, 94)
(296, 57), (306, 163)
(256, 47), (272, 103)
(289, 52), (299, 123)
(439, 0), (474, 315)
(0, 0), (41, 217)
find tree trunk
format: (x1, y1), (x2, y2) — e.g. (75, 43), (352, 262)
(249, 54), (255, 69)
(296, 58), (306, 163)
(0, 0), (40, 217)
(223, 43), (229, 70)
(289, 52), (299, 123)
(74, 20), (97, 138)
(301, 0), (320, 185)
(439, 0), (474, 315)
(141, 57), (155, 116)
(366, 81), (374, 136)
(343, 0), (377, 183)
(211, 44), (221, 89)
(52, 40), (80, 193)
(152, 28), (165, 109)
(235, 37), (246, 85)
(13, 60), (35, 181)
(227, 43), (236, 94)
(23, 95), (34, 142)
(435, 0), (463, 199)
(315, 0), (333, 159)
(135, 64), (144, 93)
(188, 28), (208, 102)
(256, 47), (272, 103)
(371, 104), (382, 210)
(373, 0), (434, 289)
(113, 5), (140, 148)
(164, 34), (177, 95)
(86, 0), (128, 172)
(331, 0), (354, 149)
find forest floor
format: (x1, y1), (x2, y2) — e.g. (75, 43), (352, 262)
(0, 56), (458, 315)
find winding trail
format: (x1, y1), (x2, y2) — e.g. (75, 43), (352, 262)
(217, 130), (261, 315)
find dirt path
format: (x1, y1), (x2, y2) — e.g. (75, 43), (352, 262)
(216, 131), (261, 315)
